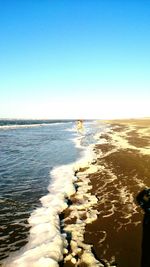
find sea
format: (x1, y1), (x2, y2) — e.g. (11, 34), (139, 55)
(0, 119), (103, 266)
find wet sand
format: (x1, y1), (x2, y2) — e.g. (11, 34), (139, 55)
(61, 119), (150, 267)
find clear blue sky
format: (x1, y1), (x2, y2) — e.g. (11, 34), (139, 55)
(0, 0), (150, 119)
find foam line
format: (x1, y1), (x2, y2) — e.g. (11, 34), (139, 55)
(3, 164), (77, 267)
(3, 123), (99, 267)
(0, 122), (66, 130)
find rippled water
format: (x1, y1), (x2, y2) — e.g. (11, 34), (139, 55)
(0, 121), (81, 261)
(0, 120), (100, 263)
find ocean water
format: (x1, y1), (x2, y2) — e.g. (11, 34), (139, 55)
(0, 120), (101, 266)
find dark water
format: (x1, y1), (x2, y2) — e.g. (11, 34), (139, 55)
(0, 121), (80, 261)
(0, 119), (73, 127)
(0, 120), (100, 262)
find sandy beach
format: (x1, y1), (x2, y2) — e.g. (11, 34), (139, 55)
(61, 119), (150, 267)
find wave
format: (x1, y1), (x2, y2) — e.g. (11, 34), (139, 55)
(2, 124), (99, 267)
(0, 122), (73, 130)
(0, 124), (48, 130)
(3, 166), (76, 266)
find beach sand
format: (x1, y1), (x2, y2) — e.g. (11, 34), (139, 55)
(61, 119), (150, 267)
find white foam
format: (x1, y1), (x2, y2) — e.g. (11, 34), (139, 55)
(62, 146), (104, 266)
(0, 122), (67, 130)
(0, 124), (48, 130)
(3, 121), (101, 267)
(3, 165), (76, 267)
(80, 251), (104, 266)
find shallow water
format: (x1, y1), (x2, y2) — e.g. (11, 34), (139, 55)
(0, 120), (101, 265)
(85, 139), (150, 267)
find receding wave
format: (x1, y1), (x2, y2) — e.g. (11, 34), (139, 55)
(2, 124), (101, 267)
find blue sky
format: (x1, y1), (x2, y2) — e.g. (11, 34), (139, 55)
(0, 0), (150, 119)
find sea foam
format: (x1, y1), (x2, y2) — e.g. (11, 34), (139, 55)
(3, 125), (98, 267)
(3, 164), (77, 267)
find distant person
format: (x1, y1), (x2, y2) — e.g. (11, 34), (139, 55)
(136, 188), (150, 267)
(76, 120), (84, 134)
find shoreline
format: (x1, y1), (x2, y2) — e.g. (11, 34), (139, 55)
(60, 119), (150, 267)
(2, 119), (150, 267)
(2, 122), (100, 267)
